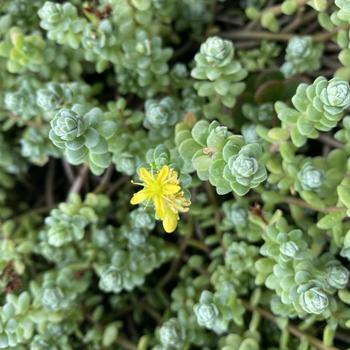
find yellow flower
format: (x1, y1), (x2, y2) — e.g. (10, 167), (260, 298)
(130, 166), (191, 233)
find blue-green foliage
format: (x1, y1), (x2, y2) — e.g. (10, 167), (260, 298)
(1, 0), (350, 349)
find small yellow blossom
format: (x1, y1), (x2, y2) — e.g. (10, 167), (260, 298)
(130, 165), (191, 233)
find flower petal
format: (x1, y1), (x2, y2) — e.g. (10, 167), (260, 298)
(139, 167), (154, 185)
(130, 189), (149, 205)
(163, 212), (178, 233)
(154, 196), (166, 219)
(163, 184), (181, 195)
(157, 166), (169, 183)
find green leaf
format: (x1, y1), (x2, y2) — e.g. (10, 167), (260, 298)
(209, 159), (229, 189)
(179, 139), (201, 161)
(280, 142), (295, 162)
(191, 120), (210, 146)
(317, 211), (346, 230)
(207, 128), (228, 150)
(300, 191), (325, 210)
(267, 128), (289, 142)
(222, 136), (244, 162)
(337, 184), (350, 209)
(261, 191), (285, 205)
(214, 79), (230, 96)
(290, 127), (307, 147)
(89, 161), (104, 176)
(230, 180), (249, 196)
(66, 147), (87, 165)
(175, 129), (192, 146)
(193, 154), (212, 172)
(102, 323), (119, 347)
(84, 128), (99, 148)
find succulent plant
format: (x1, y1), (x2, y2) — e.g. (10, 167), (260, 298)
(281, 36), (323, 77)
(0, 27), (46, 73)
(191, 36), (247, 108)
(49, 104), (117, 175)
(159, 318), (185, 349)
(38, 2), (86, 49)
(297, 163), (324, 191)
(326, 263), (349, 289)
(0, 293), (33, 348)
(144, 96), (180, 129)
(224, 143), (267, 195)
(276, 77), (350, 146)
(299, 286), (329, 315)
(194, 291), (220, 330)
(2, 2), (350, 350)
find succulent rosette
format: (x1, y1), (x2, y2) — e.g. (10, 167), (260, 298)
(223, 143), (267, 195)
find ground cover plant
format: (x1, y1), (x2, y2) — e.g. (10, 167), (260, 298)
(2, 0), (350, 349)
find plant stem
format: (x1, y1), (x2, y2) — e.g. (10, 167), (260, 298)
(62, 160), (75, 184)
(45, 159), (55, 207)
(107, 176), (130, 196)
(285, 197), (345, 213)
(205, 182), (221, 237)
(93, 165), (114, 193)
(224, 29), (295, 41)
(221, 27), (341, 43)
(242, 301), (340, 350)
(138, 300), (162, 322)
(335, 331), (350, 345)
(10, 205), (55, 222)
(318, 134), (345, 149)
(283, 9), (317, 33)
(187, 239), (210, 253)
(116, 337), (138, 350)
(0, 109), (43, 128)
(68, 165), (89, 196)
(157, 238), (188, 289)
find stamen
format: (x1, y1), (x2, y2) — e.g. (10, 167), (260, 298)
(131, 180), (144, 186)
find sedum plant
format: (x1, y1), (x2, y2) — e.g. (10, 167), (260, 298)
(191, 36), (247, 109)
(281, 36), (324, 77)
(176, 120), (267, 195)
(49, 104), (118, 175)
(2, 1), (350, 350)
(276, 76), (350, 146)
